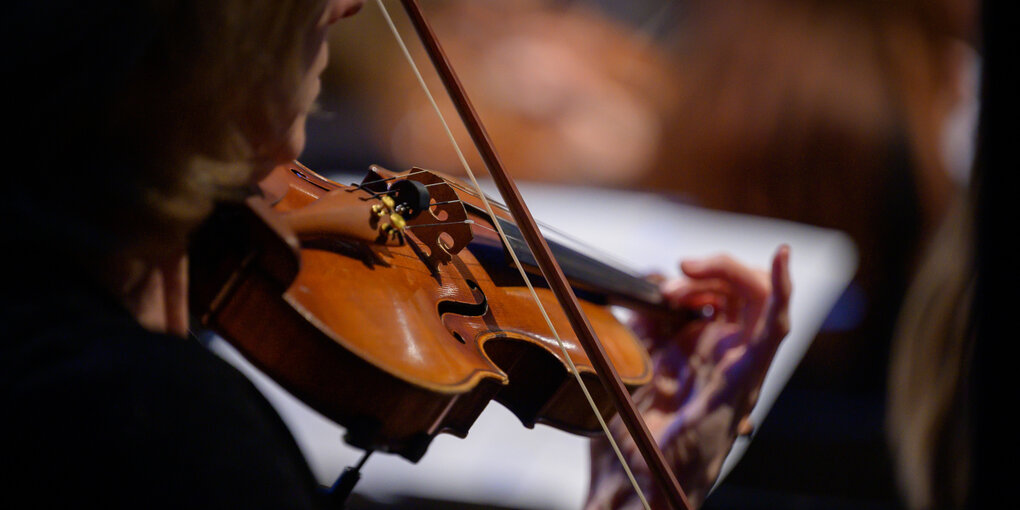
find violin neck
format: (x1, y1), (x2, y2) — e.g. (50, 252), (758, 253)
(490, 216), (665, 309)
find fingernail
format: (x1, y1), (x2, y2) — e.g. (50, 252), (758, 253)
(738, 417), (755, 437)
(681, 260), (703, 272)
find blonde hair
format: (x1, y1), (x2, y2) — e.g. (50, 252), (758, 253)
(887, 194), (974, 509)
(5, 0), (326, 260)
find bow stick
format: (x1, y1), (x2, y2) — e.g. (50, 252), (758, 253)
(388, 1), (693, 508)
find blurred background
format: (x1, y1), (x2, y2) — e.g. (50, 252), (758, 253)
(292, 0), (981, 508)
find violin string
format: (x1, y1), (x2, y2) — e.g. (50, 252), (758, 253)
(402, 219), (475, 230)
(351, 183), (463, 208)
(385, 220), (542, 271)
(403, 218), (537, 253)
(354, 168), (435, 188)
(434, 180), (647, 278)
(516, 215), (648, 278)
(425, 199), (462, 207)
(344, 171), (459, 210)
(374, 2), (651, 507)
(353, 166), (646, 279)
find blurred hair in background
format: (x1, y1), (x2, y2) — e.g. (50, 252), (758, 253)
(313, 0), (680, 186)
(886, 192), (974, 510)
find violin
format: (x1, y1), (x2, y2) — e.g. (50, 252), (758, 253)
(191, 1), (694, 508)
(190, 161), (661, 462)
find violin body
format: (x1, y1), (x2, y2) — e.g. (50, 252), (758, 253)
(190, 161), (652, 461)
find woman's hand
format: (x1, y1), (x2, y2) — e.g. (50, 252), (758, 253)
(587, 246), (792, 509)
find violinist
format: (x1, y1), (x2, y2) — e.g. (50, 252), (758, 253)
(0, 1), (790, 509)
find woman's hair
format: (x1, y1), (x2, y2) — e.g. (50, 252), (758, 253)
(3, 0), (326, 262)
(886, 193), (974, 509)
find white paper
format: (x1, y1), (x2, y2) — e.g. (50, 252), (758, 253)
(210, 181), (857, 509)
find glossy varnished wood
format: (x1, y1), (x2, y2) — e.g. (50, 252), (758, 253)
(190, 162), (651, 461)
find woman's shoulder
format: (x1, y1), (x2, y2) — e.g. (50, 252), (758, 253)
(0, 284), (325, 508)
(1, 280), (234, 399)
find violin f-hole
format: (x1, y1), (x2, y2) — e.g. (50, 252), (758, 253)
(437, 279), (488, 344)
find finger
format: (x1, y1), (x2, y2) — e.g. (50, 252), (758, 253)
(644, 272), (667, 285)
(683, 255), (770, 328)
(661, 278), (732, 309)
(661, 280), (749, 333)
(737, 415), (755, 437)
(680, 255), (770, 304)
(661, 277), (731, 298)
(772, 245), (792, 307)
(756, 245), (792, 354)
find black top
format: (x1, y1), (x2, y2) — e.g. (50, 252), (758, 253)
(1, 278), (327, 509)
